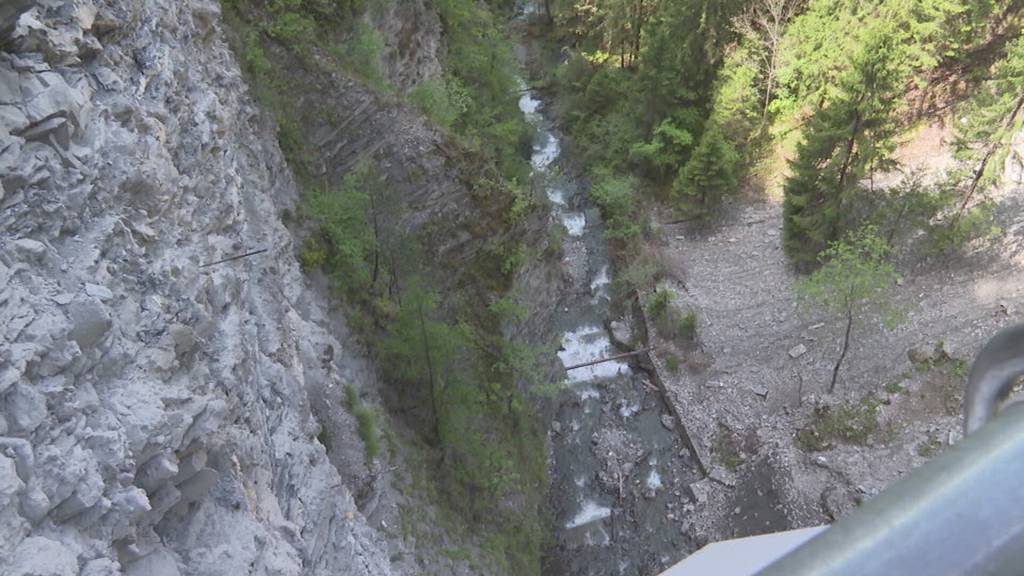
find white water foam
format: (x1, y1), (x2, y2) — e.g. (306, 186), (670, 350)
(590, 264), (611, 300)
(646, 469), (662, 491)
(566, 500), (612, 529)
(547, 187), (567, 206)
(558, 325), (629, 383)
(562, 212), (586, 237)
(532, 132), (560, 170)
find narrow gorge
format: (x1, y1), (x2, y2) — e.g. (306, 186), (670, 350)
(3, 0), (1024, 575)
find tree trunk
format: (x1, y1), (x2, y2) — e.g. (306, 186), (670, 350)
(887, 194), (911, 245)
(829, 308), (854, 393)
(544, 0), (552, 24)
(370, 193), (380, 287)
(762, 49), (776, 121)
(955, 94), (1024, 223)
(418, 303), (442, 445)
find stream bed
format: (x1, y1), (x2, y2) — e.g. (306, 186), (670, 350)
(515, 25), (702, 575)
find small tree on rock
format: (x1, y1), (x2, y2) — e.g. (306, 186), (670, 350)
(798, 226), (902, 393)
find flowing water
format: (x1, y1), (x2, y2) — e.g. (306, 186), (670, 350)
(515, 22), (702, 575)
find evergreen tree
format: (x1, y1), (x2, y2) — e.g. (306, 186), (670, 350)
(782, 24), (905, 267)
(675, 124), (740, 206)
(952, 35), (1024, 220)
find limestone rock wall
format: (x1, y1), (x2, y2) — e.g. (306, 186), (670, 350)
(0, 1), (395, 574)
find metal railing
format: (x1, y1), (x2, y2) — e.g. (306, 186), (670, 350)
(758, 324), (1024, 575)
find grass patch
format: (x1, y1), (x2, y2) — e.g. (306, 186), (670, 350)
(665, 353), (681, 374)
(344, 384), (382, 461)
(883, 380), (904, 395)
(713, 424), (742, 471)
(916, 432), (943, 458)
(796, 396), (881, 452)
(646, 289), (698, 344)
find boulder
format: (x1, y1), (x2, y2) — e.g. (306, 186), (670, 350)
(125, 549), (181, 576)
(908, 343), (940, 365)
(788, 343), (808, 359)
(6, 537), (79, 576)
(0, 453), (25, 509)
(4, 384), (46, 433)
(607, 319), (633, 351)
(66, 298), (111, 349)
(10, 238), (46, 261)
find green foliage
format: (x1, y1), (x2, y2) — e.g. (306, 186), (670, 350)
(883, 380), (904, 395)
(265, 0), (317, 44)
(223, 0), (546, 570)
(646, 288), (671, 319)
(783, 23), (907, 266)
(709, 44), (762, 143)
(646, 289), (697, 343)
(713, 424), (742, 471)
(409, 76), (472, 130)
(590, 171), (642, 243)
(435, 0), (532, 182)
(307, 163), (378, 300)
(298, 237), (327, 272)
(916, 432), (942, 458)
(929, 201), (1002, 251)
(679, 311), (698, 341)
(630, 111), (700, 180)
(377, 284), (547, 573)
(609, 252), (664, 310)
(799, 226), (902, 392)
(864, 172), (1000, 252)
(343, 384), (382, 461)
(331, 21), (387, 88)
(798, 226), (902, 328)
(665, 353), (681, 374)
(796, 396), (881, 452)
(675, 124), (740, 208)
(488, 296), (528, 323)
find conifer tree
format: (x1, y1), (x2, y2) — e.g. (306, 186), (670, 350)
(676, 125), (739, 206)
(782, 24), (905, 267)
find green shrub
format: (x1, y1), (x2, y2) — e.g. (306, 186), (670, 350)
(298, 237), (327, 272)
(343, 384), (381, 461)
(591, 172), (641, 243)
(678, 311), (698, 341)
(713, 424), (742, 471)
(306, 163), (379, 300)
(334, 22), (387, 88)
(409, 77), (471, 129)
(265, 0), (317, 44)
(665, 353), (681, 374)
(646, 290), (697, 343)
(796, 397), (880, 452)
(929, 202), (1001, 252)
(647, 289), (672, 320)
(883, 380), (904, 395)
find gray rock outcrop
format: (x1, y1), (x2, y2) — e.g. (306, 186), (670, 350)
(1, 1), (395, 574)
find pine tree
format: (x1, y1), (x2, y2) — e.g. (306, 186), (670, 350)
(675, 124), (739, 206)
(782, 24), (905, 267)
(952, 35), (1024, 221)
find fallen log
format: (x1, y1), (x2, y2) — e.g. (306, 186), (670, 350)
(563, 347), (653, 371)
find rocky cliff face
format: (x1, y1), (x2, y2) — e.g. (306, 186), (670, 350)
(0, 1), (399, 574)
(371, 0), (443, 93)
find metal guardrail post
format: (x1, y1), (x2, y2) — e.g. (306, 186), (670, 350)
(758, 324), (1024, 575)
